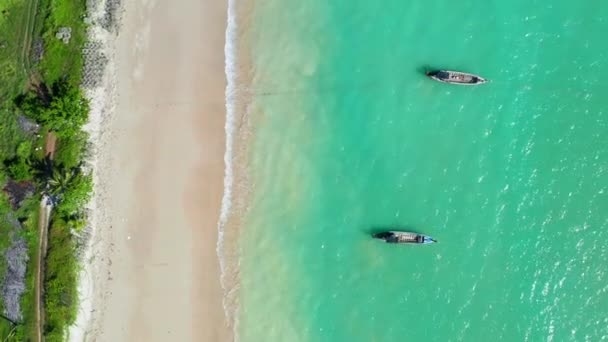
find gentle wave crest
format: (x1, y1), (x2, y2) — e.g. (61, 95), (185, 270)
(218, 0), (239, 338)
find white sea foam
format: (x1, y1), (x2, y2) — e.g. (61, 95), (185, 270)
(218, 0), (240, 338)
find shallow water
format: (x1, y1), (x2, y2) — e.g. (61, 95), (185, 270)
(230, 1), (608, 340)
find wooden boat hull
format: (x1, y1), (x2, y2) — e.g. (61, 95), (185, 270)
(426, 70), (487, 85)
(373, 231), (436, 244)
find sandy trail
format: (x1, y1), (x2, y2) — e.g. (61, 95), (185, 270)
(34, 132), (57, 342)
(34, 200), (50, 342)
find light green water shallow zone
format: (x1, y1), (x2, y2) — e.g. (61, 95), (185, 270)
(237, 1), (608, 341)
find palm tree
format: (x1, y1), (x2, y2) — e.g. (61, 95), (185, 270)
(30, 156), (53, 180)
(47, 167), (74, 200)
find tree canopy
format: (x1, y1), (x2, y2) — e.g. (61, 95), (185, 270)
(19, 82), (90, 137)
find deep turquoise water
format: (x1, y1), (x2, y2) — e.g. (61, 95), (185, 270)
(231, 1), (608, 341)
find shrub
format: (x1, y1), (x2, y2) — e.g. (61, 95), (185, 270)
(53, 170), (92, 218)
(40, 84), (89, 138)
(43, 219), (78, 341)
(18, 82), (89, 138)
(16, 140), (33, 159)
(4, 158), (32, 182)
(53, 131), (88, 169)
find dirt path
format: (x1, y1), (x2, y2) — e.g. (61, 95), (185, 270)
(34, 132), (56, 342)
(44, 132), (56, 160)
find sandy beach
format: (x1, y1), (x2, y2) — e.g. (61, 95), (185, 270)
(72, 0), (230, 340)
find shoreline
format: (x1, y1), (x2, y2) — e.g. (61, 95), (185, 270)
(70, 0), (231, 340)
(69, 0), (121, 340)
(218, 0), (258, 337)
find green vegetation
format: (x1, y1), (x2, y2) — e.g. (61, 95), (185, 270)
(14, 82), (91, 340)
(53, 130), (88, 168)
(20, 82), (89, 138)
(51, 170), (92, 220)
(0, 0), (30, 100)
(0, 0), (90, 340)
(9, 194), (40, 342)
(0, 1), (39, 334)
(36, 0), (87, 86)
(4, 139), (35, 182)
(0, 192), (17, 339)
(0, 105), (30, 162)
(43, 219), (77, 341)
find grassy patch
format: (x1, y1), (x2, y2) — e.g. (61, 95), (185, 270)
(43, 217), (78, 341)
(0, 105), (26, 162)
(0, 2), (37, 338)
(36, 0), (87, 86)
(0, 320), (18, 341)
(0, 0), (30, 101)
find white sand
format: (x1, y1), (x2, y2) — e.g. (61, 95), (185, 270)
(70, 0), (230, 340)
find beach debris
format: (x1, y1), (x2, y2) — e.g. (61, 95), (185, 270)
(32, 38), (45, 64)
(73, 221), (93, 260)
(2, 180), (36, 210)
(82, 41), (108, 89)
(85, 0), (122, 31)
(81, 0), (123, 89)
(101, 0), (123, 31)
(55, 27), (72, 44)
(17, 114), (40, 135)
(1, 216), (29, 323)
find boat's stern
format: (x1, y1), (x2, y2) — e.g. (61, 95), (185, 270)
(372, 232), (390, 239)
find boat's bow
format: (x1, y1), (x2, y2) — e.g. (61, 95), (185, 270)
(420, 236), (437, 244)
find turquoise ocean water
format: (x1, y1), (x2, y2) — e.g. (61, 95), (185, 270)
(227, 1), (608, 341)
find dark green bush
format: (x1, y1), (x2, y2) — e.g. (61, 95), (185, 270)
(19, 83), (89, 138)
(53, 131), (88, 169)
